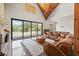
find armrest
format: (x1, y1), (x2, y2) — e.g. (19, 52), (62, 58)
(58, 43), (69, 55)
(43, 43), (65, 56)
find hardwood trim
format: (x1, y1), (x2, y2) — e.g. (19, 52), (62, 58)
(74, 3), (79, 55)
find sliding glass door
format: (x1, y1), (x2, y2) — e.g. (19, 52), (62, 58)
(32, 23), (38, 36)
(12, 20), (22, 40)
(11, 18), (43, 40)
(11, 18), (43, 56)
(24, 22), (31, 38)
(12, 20), (23, 56)
(38, 23), (43, 35)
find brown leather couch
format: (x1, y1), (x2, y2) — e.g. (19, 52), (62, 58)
(38, 31), (74, 56)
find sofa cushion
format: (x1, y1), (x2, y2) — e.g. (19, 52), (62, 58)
(36, 36), (45, 44)
(58, 38), (73, 46)
(53, 32), (61, 36)
(66, 34), (74, 38)
(60, 32), (69, 38)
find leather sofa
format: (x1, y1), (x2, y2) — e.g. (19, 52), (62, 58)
(37, 31), (74, 56)
(43, 37), (73, 56)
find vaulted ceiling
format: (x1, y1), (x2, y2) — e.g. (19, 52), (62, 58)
(24, 3), (59, 20)
(38, 3), (59, 20)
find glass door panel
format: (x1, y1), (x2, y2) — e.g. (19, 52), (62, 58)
(32, 23), (37, 36)
(12, 20), (22, 40)
(24, 22), (31, 38)
(38, 23), (43, 35)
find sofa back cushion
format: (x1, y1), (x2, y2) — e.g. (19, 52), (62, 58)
(58, 38), (73, 46)
(36, 36), (45, 44)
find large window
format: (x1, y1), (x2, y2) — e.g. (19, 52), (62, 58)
(24, 22), (31, 38)
(12, 20), (22, 39)
(38, 23), (43, 35)
(11, 18), (43, 40)
(32, 23), (37, 36)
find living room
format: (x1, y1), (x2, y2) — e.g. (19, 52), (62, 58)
(0, 3), (78, 56)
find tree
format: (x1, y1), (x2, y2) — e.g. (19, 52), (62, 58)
(24, 23), (30, 32)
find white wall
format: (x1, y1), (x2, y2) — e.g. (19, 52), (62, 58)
(56, 15), (74, 34)
(0, 3), (4, 30)
(48, 3), (74, 34)
(48, 3), (74, 19)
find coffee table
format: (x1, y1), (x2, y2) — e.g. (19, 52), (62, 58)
(21, 39), (45, 56)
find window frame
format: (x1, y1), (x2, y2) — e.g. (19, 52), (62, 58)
(11, 18), (43, 40)
(32, 22), (38, 37)
(23, 21), (32, 38)
(37, 23), (43, 36)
